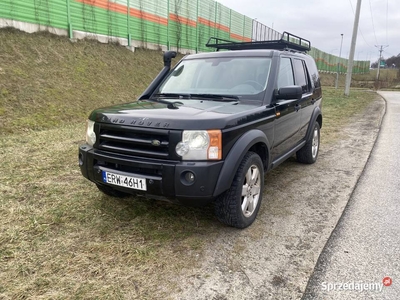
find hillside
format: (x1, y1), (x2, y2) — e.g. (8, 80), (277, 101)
(0, 28), (174, 135)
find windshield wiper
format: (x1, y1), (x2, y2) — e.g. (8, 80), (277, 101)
(152, 93), (192, 99)
(145, 97), (183, 109)
(190, 94), (239, 101)
(152, 93), (239, 102)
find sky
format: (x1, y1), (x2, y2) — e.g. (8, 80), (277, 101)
(216, 0), (400, 64)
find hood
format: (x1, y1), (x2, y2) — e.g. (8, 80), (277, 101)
(90, 99), (263, 130)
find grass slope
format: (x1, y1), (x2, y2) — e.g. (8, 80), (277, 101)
(0, 28), (171, 135)
(0, 28), (377, 299)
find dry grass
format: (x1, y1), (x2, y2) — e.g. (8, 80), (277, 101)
(319, 69), (400, 89)
(0, 28), (380, 299)
(0, 28), (183, 135)
(0, 124), (220, 299)
(352, 68), (399, 82)
(0, 28), (214, 299)
(320, 87), (377, 144)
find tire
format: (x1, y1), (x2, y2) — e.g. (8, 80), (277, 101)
(297, 122), (320, 164)
(96, 184), (130, 198)
(215, 151), (264, 229)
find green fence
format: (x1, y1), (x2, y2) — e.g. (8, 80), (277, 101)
(0, 0), (370, 73)
(309, 47), (370, 74)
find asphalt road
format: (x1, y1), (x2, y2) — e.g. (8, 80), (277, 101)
(303, 91), (400, 299)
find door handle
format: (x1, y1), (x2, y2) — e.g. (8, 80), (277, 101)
(311, 99), (316, 104)
(295, 104), (301, 111)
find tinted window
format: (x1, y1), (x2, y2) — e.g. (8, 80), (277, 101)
(305, 57), (321, 88)
(277, 57), (294, 89)
(293, 59), (310, 93)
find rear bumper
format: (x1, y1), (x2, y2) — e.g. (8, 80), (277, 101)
(79, 144), (224, 206)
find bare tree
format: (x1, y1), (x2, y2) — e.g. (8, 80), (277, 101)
(154, 0), (161, 48)
(80, 1), (97, 40)
(174, 0), (182, 51)
(139, 0), (147, 48)
(33, 0), (51, 28)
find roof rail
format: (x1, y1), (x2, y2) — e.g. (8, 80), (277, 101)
(206, 31), (311, 52)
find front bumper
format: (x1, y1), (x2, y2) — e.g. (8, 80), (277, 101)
(78, 144), (224, 206)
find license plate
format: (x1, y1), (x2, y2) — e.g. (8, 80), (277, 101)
(102, 171), (147, 191)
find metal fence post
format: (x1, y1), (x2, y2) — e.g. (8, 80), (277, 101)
(127, 0), (131, 47)
(66, 0), (73, 38)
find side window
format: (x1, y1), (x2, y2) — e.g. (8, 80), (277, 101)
(277, 57), (294, 89)
(305, 58), (321, 88)
(293, 59), (310, 93)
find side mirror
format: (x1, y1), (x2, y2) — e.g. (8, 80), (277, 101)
(275, 85), (302, 100)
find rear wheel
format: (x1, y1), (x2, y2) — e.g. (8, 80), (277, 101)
(96, 184), (130, 198)
(215, 151), (264, 229)
(297, 122), (320, 164)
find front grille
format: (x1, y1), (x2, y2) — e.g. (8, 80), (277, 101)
(95, 159), (164, 177)
(97, 124), (171, 159)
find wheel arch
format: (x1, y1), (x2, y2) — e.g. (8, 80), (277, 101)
(305, 107), (322, 141)
(213, 130), (270, 197)
(316, 113), (323, 129)
(249, 142), (269, 171)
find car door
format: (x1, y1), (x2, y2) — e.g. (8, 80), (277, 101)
(271, 57), (301, 160)
(292, 58), (314, 139)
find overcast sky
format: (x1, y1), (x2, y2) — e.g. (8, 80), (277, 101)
(216, 0), (399, 64)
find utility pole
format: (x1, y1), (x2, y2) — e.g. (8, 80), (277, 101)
(375, 45), (389, 81)
(335, 34), (344, 89)
(344, 0), (362, 96)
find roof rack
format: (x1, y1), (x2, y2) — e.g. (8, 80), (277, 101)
(206, 31), (311, 52)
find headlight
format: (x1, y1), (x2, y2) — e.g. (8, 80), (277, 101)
(86, 120), (96, 146)
(176, 130), (222, 160)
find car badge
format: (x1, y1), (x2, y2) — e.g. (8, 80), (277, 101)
(151, 139), (161, 146)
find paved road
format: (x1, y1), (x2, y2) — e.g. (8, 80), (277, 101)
(303, 91), (400, 299)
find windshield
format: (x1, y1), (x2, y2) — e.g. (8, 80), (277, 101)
(156, 57), (271, 101)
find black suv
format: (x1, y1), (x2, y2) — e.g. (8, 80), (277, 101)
(79, 32), (322, 228)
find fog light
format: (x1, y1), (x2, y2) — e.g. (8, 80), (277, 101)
(185, 172), (195, 182)
(181, 171), (196, 186)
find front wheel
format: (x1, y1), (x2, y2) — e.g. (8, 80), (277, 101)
(215, 151), (264, 229)
(297, 122), (320, 164)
